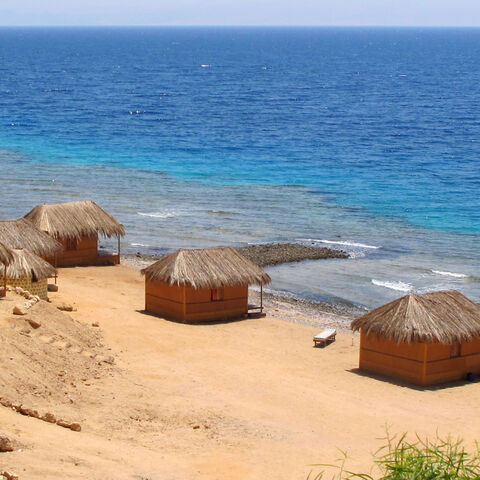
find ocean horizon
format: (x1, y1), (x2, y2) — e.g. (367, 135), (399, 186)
(0, 26), (479, 310)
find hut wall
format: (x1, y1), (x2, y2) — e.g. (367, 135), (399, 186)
(7, 277), (48, 300)
(359, 332), (426, 384)
(423, 340), (480, 385)
(52, 235), (118, 266)
(359, 331), (480, 386)
(51, 235), (98, 267)
(184, 284), (248, 322)
(460, 338), (480, 356)
(144, 279), (248, 322)
(145, 280), (186, 320)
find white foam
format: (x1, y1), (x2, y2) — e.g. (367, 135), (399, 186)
(431, 270), (469, 279)
(371, 279), (413, 292)
(137, 211), (176, 219)
(300, 239), (381, 250)
(131, 243), (149, 247)
(201, 64), (211, 68)
(348, 251), (366, 259)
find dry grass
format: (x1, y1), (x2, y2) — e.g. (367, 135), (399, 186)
(24, 200), (125, 240)
(142, 246), (271, 288)
(351, 290), (480, 344)
(0, 218), (62, 257)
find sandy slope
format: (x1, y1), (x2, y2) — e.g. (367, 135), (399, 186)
(1, 264), (480, 480)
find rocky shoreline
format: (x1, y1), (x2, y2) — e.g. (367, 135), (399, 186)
(247, 288), (361, 329)
(235, 242), (348, 266)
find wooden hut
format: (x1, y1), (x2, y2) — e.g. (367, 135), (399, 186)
(0, 218), (62, 258)
(351, 290), (480, 386)
(2, 249), (57, 300)
(0, 242), (15, 297)
(24, 200), (125, 267)
(141, 247), (271, 322)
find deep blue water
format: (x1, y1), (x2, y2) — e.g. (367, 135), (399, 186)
(0, 27), (479, 311)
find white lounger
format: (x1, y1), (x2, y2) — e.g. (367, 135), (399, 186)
(313, 328), (336, 347)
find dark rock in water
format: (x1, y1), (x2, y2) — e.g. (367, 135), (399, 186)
(236, 243), (348, 267)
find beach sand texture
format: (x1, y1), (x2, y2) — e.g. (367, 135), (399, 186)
(1, 264), (480, 480)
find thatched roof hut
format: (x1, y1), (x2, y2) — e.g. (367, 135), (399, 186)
(3, 248), (56, 280)
(142, 247), (271, 322)
(0, 219), (62, 258)
(142, 247), (272, 288)
(0, 248), (57, 300)
(24, 200), (125, 240)
(351, 290), (480, 344)
(0, 242), (15, 266)
(352, 290), (480, 386)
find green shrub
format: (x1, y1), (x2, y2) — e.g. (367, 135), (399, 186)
(309, 431), (480, 480)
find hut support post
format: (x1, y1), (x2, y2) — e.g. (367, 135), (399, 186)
(117, 235), (121, 264)
(2, 264), (6, 297)
(54, 253), (57, 285)
(260, 282), (263, 311)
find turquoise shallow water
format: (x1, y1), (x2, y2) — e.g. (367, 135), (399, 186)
(0, 27), (479, 310)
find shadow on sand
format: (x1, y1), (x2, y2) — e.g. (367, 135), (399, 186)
(347, 367), (478, 391)
(136, 309), (252, 326)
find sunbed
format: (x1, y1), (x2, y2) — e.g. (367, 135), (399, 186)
(313, 328), (336, 347)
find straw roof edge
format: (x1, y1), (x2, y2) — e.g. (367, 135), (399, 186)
(141, 247), (271, 289)
(24, 200), (125, 240)
(1, 248), (57, 280)
(351, 290), (480, 344)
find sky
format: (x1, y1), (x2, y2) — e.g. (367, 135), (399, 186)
(0, 0), (479, 27)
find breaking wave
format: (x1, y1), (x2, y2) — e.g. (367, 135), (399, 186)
(301, 238), (381, 249)
(137, 211), (177, 219)
(431, 270), (469, 279)
(371, 279), (413, 292)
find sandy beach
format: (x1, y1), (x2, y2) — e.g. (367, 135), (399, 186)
(1, 262), (480, 480)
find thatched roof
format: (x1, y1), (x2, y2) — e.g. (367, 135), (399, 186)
(0, 219), (62, 257)
(0, 242), (15, 266)
(1, 248), (57, 280)
(351, 290), (480, 344)
(142, 247), (272, 289)
(24, 200), (125, 240)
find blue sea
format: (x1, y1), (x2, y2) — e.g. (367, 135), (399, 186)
(0, 27), (479, 311)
